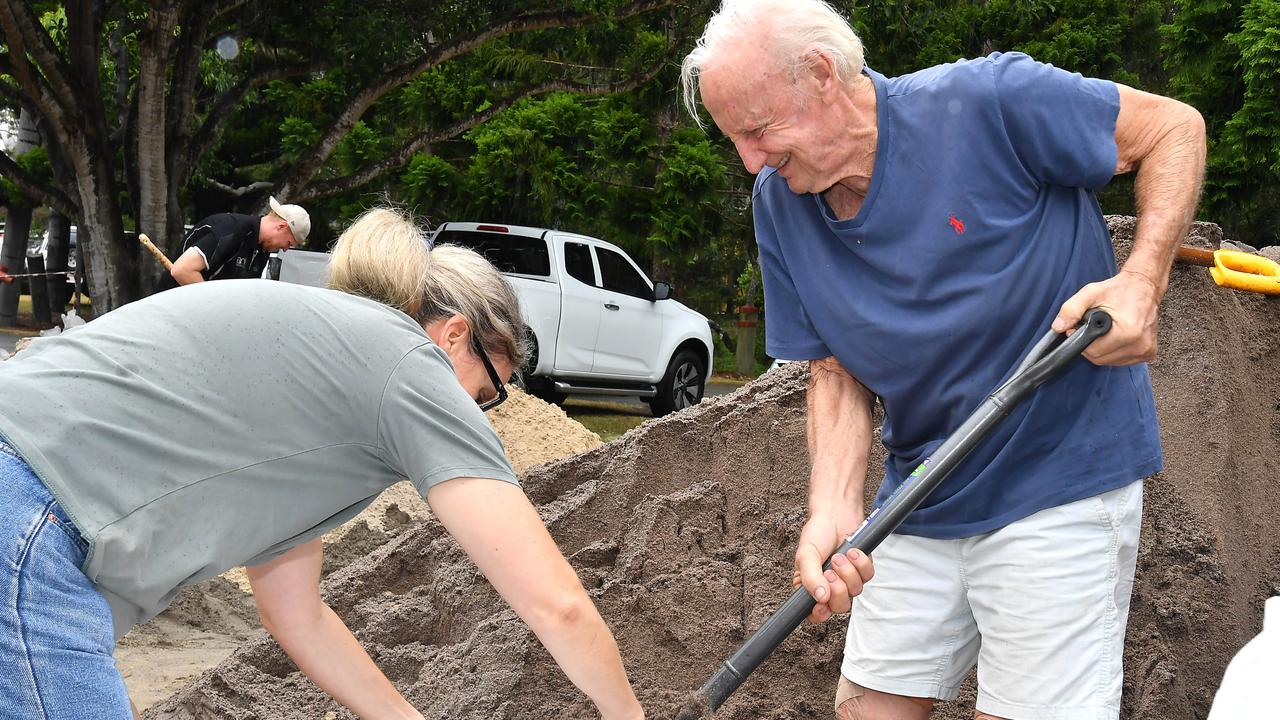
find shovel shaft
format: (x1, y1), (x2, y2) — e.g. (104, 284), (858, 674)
(687, 309), (1113, 714)
(1174, 246), (1216, 267)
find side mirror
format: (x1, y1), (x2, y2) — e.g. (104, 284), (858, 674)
(651, 281), (672, 301)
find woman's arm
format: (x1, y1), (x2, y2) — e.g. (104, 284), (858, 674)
(427, 477), (644, 720)
(246, 539), (422, 720)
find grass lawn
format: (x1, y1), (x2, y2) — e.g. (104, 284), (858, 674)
(1, 294), (93, 333)
(561, 397), (652, 442)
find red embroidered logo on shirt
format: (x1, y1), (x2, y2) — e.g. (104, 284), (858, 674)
(948, 214), (966, 234)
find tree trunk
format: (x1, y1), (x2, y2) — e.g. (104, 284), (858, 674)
(135, 4), (178, 286)
(0, 203), (32, 326)
(25, 252), (51, 326)
(0, 106), (41, 325)
(67, 129), (135, 311)
(43, 212), (71, 317)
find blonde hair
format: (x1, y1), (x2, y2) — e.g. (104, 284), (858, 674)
(327, 208), (529, 367)
(681, 0), (865, 127)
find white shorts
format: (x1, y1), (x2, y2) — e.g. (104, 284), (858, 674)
(841, 480), (1143, 720)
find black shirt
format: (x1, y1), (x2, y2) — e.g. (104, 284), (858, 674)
(160, 213), (264, 289)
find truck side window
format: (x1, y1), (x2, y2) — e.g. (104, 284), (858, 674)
(597, 247), (651, 299)
(564, 242), (595, 286)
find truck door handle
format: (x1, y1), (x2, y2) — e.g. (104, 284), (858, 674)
(604, 302), (620, 311)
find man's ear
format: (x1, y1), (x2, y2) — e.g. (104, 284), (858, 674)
(804, 50), (839, 98)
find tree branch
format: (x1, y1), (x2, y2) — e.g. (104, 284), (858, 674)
(0, 149), (77, 216)
(0, 77), (26, 112)
(65, 0), (105, 99)
(0, 16), (67, 127)
(203, 178), (273, 197)
(168, 1), (215, 160)
(186, 60), (329, 174)
(297, 57), (669, 202)
(0, 0), (77, 121)
(205, 0), (251, 23)
(108, 21), (131, 143)
(279, 0), (678, 197)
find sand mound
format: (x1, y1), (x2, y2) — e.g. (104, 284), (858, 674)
(148, 218), (1279, 719)
(121, 387), (601, 711)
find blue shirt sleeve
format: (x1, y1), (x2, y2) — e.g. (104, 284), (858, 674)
(991, 52), (1120, 190)
(753, 172), (831, 361)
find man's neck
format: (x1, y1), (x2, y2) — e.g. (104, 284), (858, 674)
(824, 74), (879, 220)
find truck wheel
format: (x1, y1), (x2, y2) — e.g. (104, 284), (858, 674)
(518, 330), (567, 405)
(649, 350), (705, 417)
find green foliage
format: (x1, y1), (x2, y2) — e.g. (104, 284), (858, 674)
(333, 122), (384, 173)
(1202, 0), (1280, 244)
(1162, 0), (1280, 243)
(401, 153), (460, 214)
(0, 147), (51, 207)
(648, 128), (726, 256)
(277, 117), (321, 162)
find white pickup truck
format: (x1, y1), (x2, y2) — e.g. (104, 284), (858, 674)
(276, 221), (714, 417)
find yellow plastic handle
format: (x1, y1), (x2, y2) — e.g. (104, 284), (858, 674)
(1209, 250), (1280, 295)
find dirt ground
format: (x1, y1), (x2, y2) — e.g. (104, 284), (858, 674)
(141, 216), (1278, 719)
(116, 387), (602, 711)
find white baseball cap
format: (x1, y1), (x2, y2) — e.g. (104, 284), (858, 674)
(268, 196), (311, 243)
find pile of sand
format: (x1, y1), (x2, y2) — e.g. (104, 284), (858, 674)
(145, 217), (1279, 720)
(118, 387), (601, 711)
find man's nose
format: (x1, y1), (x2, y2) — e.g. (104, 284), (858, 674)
(732, 137), (768, 174)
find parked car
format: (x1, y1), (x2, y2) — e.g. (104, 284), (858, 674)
(277, 221), (714, 416)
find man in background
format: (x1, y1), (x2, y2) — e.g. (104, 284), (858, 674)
(163, 197), (310, 287)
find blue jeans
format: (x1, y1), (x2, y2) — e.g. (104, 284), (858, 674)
(0, 440), (132, 718)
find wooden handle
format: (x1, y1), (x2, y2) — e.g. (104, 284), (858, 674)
(1174, 246), (1216, 267)
(138, 233), (173, 270)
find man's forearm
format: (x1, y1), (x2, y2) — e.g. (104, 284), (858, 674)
(806, 356), (874, 519)
(1124, 103), (1207, 296)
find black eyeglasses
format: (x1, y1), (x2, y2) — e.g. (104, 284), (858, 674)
(472, 338), (508, 412)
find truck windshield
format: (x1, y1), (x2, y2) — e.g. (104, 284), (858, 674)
(434, 230), (551, 278)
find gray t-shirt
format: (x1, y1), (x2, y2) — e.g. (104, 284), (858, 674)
(0, 280), (516, 637)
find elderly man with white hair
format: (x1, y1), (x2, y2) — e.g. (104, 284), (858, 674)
(682, 1), (1205, 718)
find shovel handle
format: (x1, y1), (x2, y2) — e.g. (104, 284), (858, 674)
(683, 309), (1113, 715)
(1174, 246), (1216, 267)
(138, 233), (173, 271)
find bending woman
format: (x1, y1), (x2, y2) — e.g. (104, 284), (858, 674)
(0, 208), (644, 720)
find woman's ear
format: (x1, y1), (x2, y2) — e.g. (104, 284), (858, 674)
(434, 313), (471, 353)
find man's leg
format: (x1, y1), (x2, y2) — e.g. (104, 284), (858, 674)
(835, 676), (933, 719)
(966, 481), (1143, 720)
(838, 532), (980, 718)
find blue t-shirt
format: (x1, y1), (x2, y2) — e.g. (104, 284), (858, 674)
(755, 52), (1162, 539)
